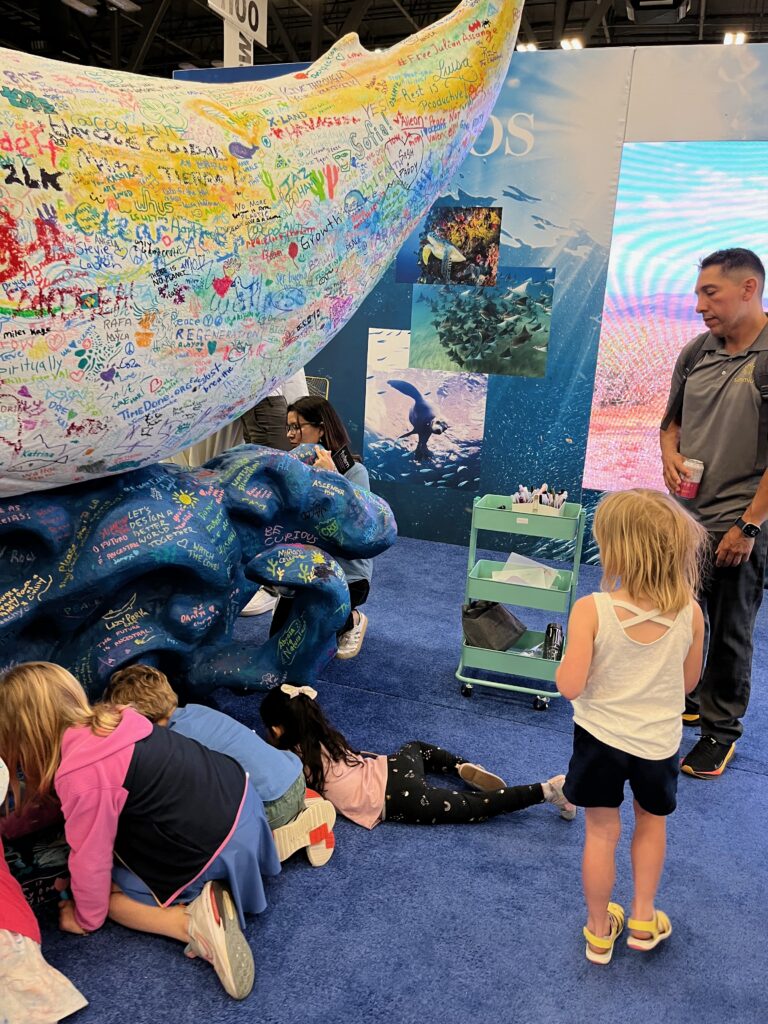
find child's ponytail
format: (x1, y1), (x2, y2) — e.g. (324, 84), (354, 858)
(259, 685), (360, 795)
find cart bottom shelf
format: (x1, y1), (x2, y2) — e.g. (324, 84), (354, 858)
(456, 630), (563, 696)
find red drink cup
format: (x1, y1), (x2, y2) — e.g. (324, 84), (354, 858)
(679, 458), (704, 499)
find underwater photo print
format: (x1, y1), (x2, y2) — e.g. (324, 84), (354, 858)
(408, 269), (554, 376)
(366, 327), (412, 371)
(364, 369), (486, 488)
(396, 206), (502, 286)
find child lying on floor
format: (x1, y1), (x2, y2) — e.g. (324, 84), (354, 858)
(259, 684), (575, 828)
(0, 757), (88, 1024)
(104, 665), (336, 866)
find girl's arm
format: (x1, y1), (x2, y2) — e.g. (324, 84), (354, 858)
(555, 595), (597, 700)
(61, 786), (126, 933)
(683, 602), (705, 695)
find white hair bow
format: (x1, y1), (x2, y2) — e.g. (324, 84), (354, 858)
(280, 684), (318, 700)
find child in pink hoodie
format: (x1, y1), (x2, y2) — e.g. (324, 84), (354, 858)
(0, 662), (281, 1001)
(0, 756), (88, 1024)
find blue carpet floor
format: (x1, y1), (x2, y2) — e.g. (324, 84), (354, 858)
(40, 536), (768, 1024)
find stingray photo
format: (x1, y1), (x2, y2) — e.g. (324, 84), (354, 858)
(364, 369), (487, 489)
(395, 206), (502, 286)
(409, 269), (555, 377)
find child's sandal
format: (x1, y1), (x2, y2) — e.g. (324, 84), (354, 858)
(583, 902), (625, 965)
(627, 909), (672, 951)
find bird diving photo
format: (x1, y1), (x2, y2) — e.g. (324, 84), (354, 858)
(395, 206), (502, 286)
(409, 268), (555, 377)
(363, 368), (486, 488)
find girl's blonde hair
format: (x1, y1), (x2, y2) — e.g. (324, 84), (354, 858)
(593, 488), (709, 613)
(0, 661), (122, 811)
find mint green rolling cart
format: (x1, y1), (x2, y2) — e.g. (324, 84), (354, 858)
(455, 494), (586, 709)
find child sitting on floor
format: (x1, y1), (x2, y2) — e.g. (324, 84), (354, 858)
(259, 684), (575, 829)
(104, 665), (336, 866)
(556, 489), (706, 964)
(0, 756), (88, 1024)
(0, 661), (282, 1000)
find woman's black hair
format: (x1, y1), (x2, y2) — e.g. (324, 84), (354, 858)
(286, 396), (361, 462)
(259, 686), (361, 795)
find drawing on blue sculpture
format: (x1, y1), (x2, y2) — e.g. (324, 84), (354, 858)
(0, 445), (397, 695)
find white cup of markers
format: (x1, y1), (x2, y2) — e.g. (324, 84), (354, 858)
(679, 458), (704, 499)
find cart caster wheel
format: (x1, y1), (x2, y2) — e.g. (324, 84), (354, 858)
(533, 695), (550, 711)
(460, 684), (474, 698)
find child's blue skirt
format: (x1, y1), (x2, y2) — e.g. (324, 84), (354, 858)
(112, 783), (280, 927)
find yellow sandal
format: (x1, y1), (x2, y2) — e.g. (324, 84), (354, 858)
(627, 909), (672, 951)
(583, 902), (625, 965)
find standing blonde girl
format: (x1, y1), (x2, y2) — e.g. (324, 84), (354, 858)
(556, 489), (706, 964)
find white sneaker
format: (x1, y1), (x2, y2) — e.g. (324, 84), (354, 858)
(240, 588), (277, 617)
(272, 798), (336, 867)
(336, 611), (368, 660)
(185, 881), (254, 999)
(543, 774), (577, 820)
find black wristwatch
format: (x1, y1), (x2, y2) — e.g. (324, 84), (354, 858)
(735, 516), (761, 538)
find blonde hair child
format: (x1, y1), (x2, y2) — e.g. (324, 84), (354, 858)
(0, 661), (282, 1000)
(103, 664), (337, 866)
(556, 489), (707, 964)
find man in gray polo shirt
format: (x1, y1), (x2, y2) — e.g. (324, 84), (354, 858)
(660, 248), (768, 778)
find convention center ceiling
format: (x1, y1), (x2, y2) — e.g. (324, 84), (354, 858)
(0, 0), (765, 76)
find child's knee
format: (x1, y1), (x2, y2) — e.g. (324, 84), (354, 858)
(585, 806), (621, 840)
(633, 800), (667, 826)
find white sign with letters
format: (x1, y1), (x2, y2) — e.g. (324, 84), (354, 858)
(208, 0), (267, 50)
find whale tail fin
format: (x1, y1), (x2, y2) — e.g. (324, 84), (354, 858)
(387, 379), (423, 401)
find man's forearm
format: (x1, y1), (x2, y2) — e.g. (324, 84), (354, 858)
(743, 468), (768, 527)
(660, 423), (680, 457)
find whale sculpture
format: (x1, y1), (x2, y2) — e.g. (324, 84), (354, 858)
(0, 0), (521, 497)
(0, 445), (397, 693)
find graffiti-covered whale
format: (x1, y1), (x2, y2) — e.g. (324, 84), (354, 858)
(0, 0), (523, 497)
(387, 379), (449, 460)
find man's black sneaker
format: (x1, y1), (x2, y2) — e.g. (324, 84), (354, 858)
(680, 736), (735, 778)
(681, 710), (701, 726)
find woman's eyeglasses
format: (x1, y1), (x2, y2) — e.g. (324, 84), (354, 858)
(286, 420), (314, 437)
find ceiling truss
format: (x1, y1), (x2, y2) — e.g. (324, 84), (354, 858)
(0, 0), (765, 77)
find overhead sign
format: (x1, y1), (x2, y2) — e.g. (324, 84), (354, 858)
(208, 0), (267, 50)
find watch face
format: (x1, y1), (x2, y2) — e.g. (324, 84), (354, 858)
(745, 523), (761, 537)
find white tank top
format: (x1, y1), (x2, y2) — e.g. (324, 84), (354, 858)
(572, 592), (694, 760)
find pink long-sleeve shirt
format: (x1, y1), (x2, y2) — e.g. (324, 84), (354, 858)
(54, 708), (152, 932)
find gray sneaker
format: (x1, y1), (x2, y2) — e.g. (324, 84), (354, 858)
(544, 775), (577, 820)
(185, 881), (254, 999)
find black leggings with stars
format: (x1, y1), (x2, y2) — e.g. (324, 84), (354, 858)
(384, 741), (545, 824)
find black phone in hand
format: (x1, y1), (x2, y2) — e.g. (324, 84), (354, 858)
(332, 444), (354, 473)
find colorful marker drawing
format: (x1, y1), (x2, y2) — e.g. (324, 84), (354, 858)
(0, 0), (522, 496)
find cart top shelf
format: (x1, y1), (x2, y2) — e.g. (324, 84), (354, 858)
(472, 494), (583, 541)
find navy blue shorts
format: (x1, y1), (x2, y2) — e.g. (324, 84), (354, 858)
(563, 724), (678, 817)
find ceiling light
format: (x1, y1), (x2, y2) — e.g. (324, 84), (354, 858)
(560, 37), (583, 49)
(109, 0), (141, 11)
(61, 0), (99, 15)
(723, 30), (747, 44)
(178, 62), (199, 70)
(517, 42), (538, 51)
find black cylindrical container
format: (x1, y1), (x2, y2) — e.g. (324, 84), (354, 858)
(543, 622), (564, 660)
